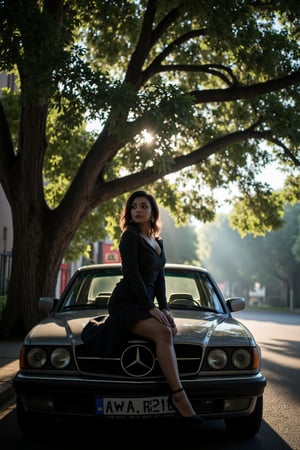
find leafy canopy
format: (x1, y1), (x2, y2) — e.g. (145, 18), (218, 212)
(0, 0), (299, 259)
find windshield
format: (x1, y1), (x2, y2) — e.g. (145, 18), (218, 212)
(60, 266), (225, 313)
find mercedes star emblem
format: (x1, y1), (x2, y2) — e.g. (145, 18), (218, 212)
(121, 344), (155, 377)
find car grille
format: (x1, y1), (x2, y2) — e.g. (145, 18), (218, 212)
(75, 342), (203, 379)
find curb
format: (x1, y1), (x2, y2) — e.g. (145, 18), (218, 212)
(0, 340), (21, 411)
(0, 380), (16, 410)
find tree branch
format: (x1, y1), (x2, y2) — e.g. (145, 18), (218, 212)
(125, 0), (158, 84)
(146, 63), (238, 86)
(125, 1), (186, 87)
(257, 135), (300, 167)
(91, 124), (270, 204)
(189, 71), (300, 103)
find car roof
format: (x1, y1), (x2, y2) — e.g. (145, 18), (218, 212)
(76, 263), (209, 274)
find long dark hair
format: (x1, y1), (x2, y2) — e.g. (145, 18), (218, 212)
(120, 190), (162, 236)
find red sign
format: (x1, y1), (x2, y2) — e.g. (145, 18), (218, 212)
(103, 243), (121, 264)
(60, 263), (71, 294)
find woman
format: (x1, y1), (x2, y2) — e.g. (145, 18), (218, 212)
(83, 190), (204, 423)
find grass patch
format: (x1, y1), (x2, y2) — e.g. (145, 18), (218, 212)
(245, 304), (294, 314)
(0, 295), (7, 319)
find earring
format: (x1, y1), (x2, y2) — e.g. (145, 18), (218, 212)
(151, 217), (155, 224)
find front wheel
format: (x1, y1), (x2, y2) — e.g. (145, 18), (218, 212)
(224, 396), (263, 438)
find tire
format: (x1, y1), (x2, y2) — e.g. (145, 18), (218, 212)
(224, 396), (263, 438)
(16, 395), (55, 435)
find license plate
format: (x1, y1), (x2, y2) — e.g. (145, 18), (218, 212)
(95, 395), (173, 416)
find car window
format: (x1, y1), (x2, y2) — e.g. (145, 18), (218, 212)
(88, 276), (121, 302)
(61, 271), (121, 309)
(165, 270), (224, 312)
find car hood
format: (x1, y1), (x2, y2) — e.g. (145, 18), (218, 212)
(24, 309), (254, 347)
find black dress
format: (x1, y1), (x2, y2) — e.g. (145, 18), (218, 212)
(81, 225), (167, 356)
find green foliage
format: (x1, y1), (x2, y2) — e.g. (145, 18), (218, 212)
(0, 296), (7, 319)
(64, 198), (125, 261)
(229, 185), (285, 236)
(1, 0), (300, 259)
(0, 88), (20, 149)
(282, 174), (300, 204)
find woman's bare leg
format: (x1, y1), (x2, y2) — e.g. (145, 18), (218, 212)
(131, 317), (196, 417)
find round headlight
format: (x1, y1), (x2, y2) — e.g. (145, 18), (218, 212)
(232, 348), (252, 369)
(27, 347), (47, 368)
(207, 349), (228, 370)
(50, 347), (71, 369)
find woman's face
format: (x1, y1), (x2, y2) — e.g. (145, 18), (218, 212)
(130, 196), (152, 226)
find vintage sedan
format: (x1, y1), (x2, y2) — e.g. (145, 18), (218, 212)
(13, 263), (266, 437)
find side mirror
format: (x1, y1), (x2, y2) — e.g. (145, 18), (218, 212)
(225, 297), (246, 312)
(39, 297), (58, 313)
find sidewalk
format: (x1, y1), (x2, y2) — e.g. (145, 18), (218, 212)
(0, 338), (22, 410)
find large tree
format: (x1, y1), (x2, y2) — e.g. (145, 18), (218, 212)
(0, 0), (299, 335)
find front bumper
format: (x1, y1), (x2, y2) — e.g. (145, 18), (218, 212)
(13, 371), (266, 419)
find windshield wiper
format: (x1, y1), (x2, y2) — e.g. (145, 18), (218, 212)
(63, 303), (107, 310)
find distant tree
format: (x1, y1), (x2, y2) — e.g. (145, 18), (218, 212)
(160, 209), (198, 264)
(197, 203), (300, 308)
(261, 203), (300, 307)
(197, 214), (255, 297)
(0, 1), (299, 335)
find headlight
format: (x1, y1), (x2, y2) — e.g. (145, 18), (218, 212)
(232, 348), (252, 369)
(50, 347), (71, 369)
(27, 347), (47, 368)
(207, 348), (228, 369)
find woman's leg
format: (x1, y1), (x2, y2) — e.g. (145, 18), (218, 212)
(131, 317), (196, 417)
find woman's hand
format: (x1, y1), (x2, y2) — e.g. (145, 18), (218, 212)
(162, 309), (177, 336)
(149, 307), (170, 326)
(149, 308), (177, 336)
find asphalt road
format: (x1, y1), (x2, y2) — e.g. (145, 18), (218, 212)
(0, 309), (299, 450)
(235, 309), (300, 450)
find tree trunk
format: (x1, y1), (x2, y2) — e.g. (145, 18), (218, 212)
(0, 212), (66, 336)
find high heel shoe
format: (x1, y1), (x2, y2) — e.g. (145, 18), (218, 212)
(168, 388), (205, 424)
